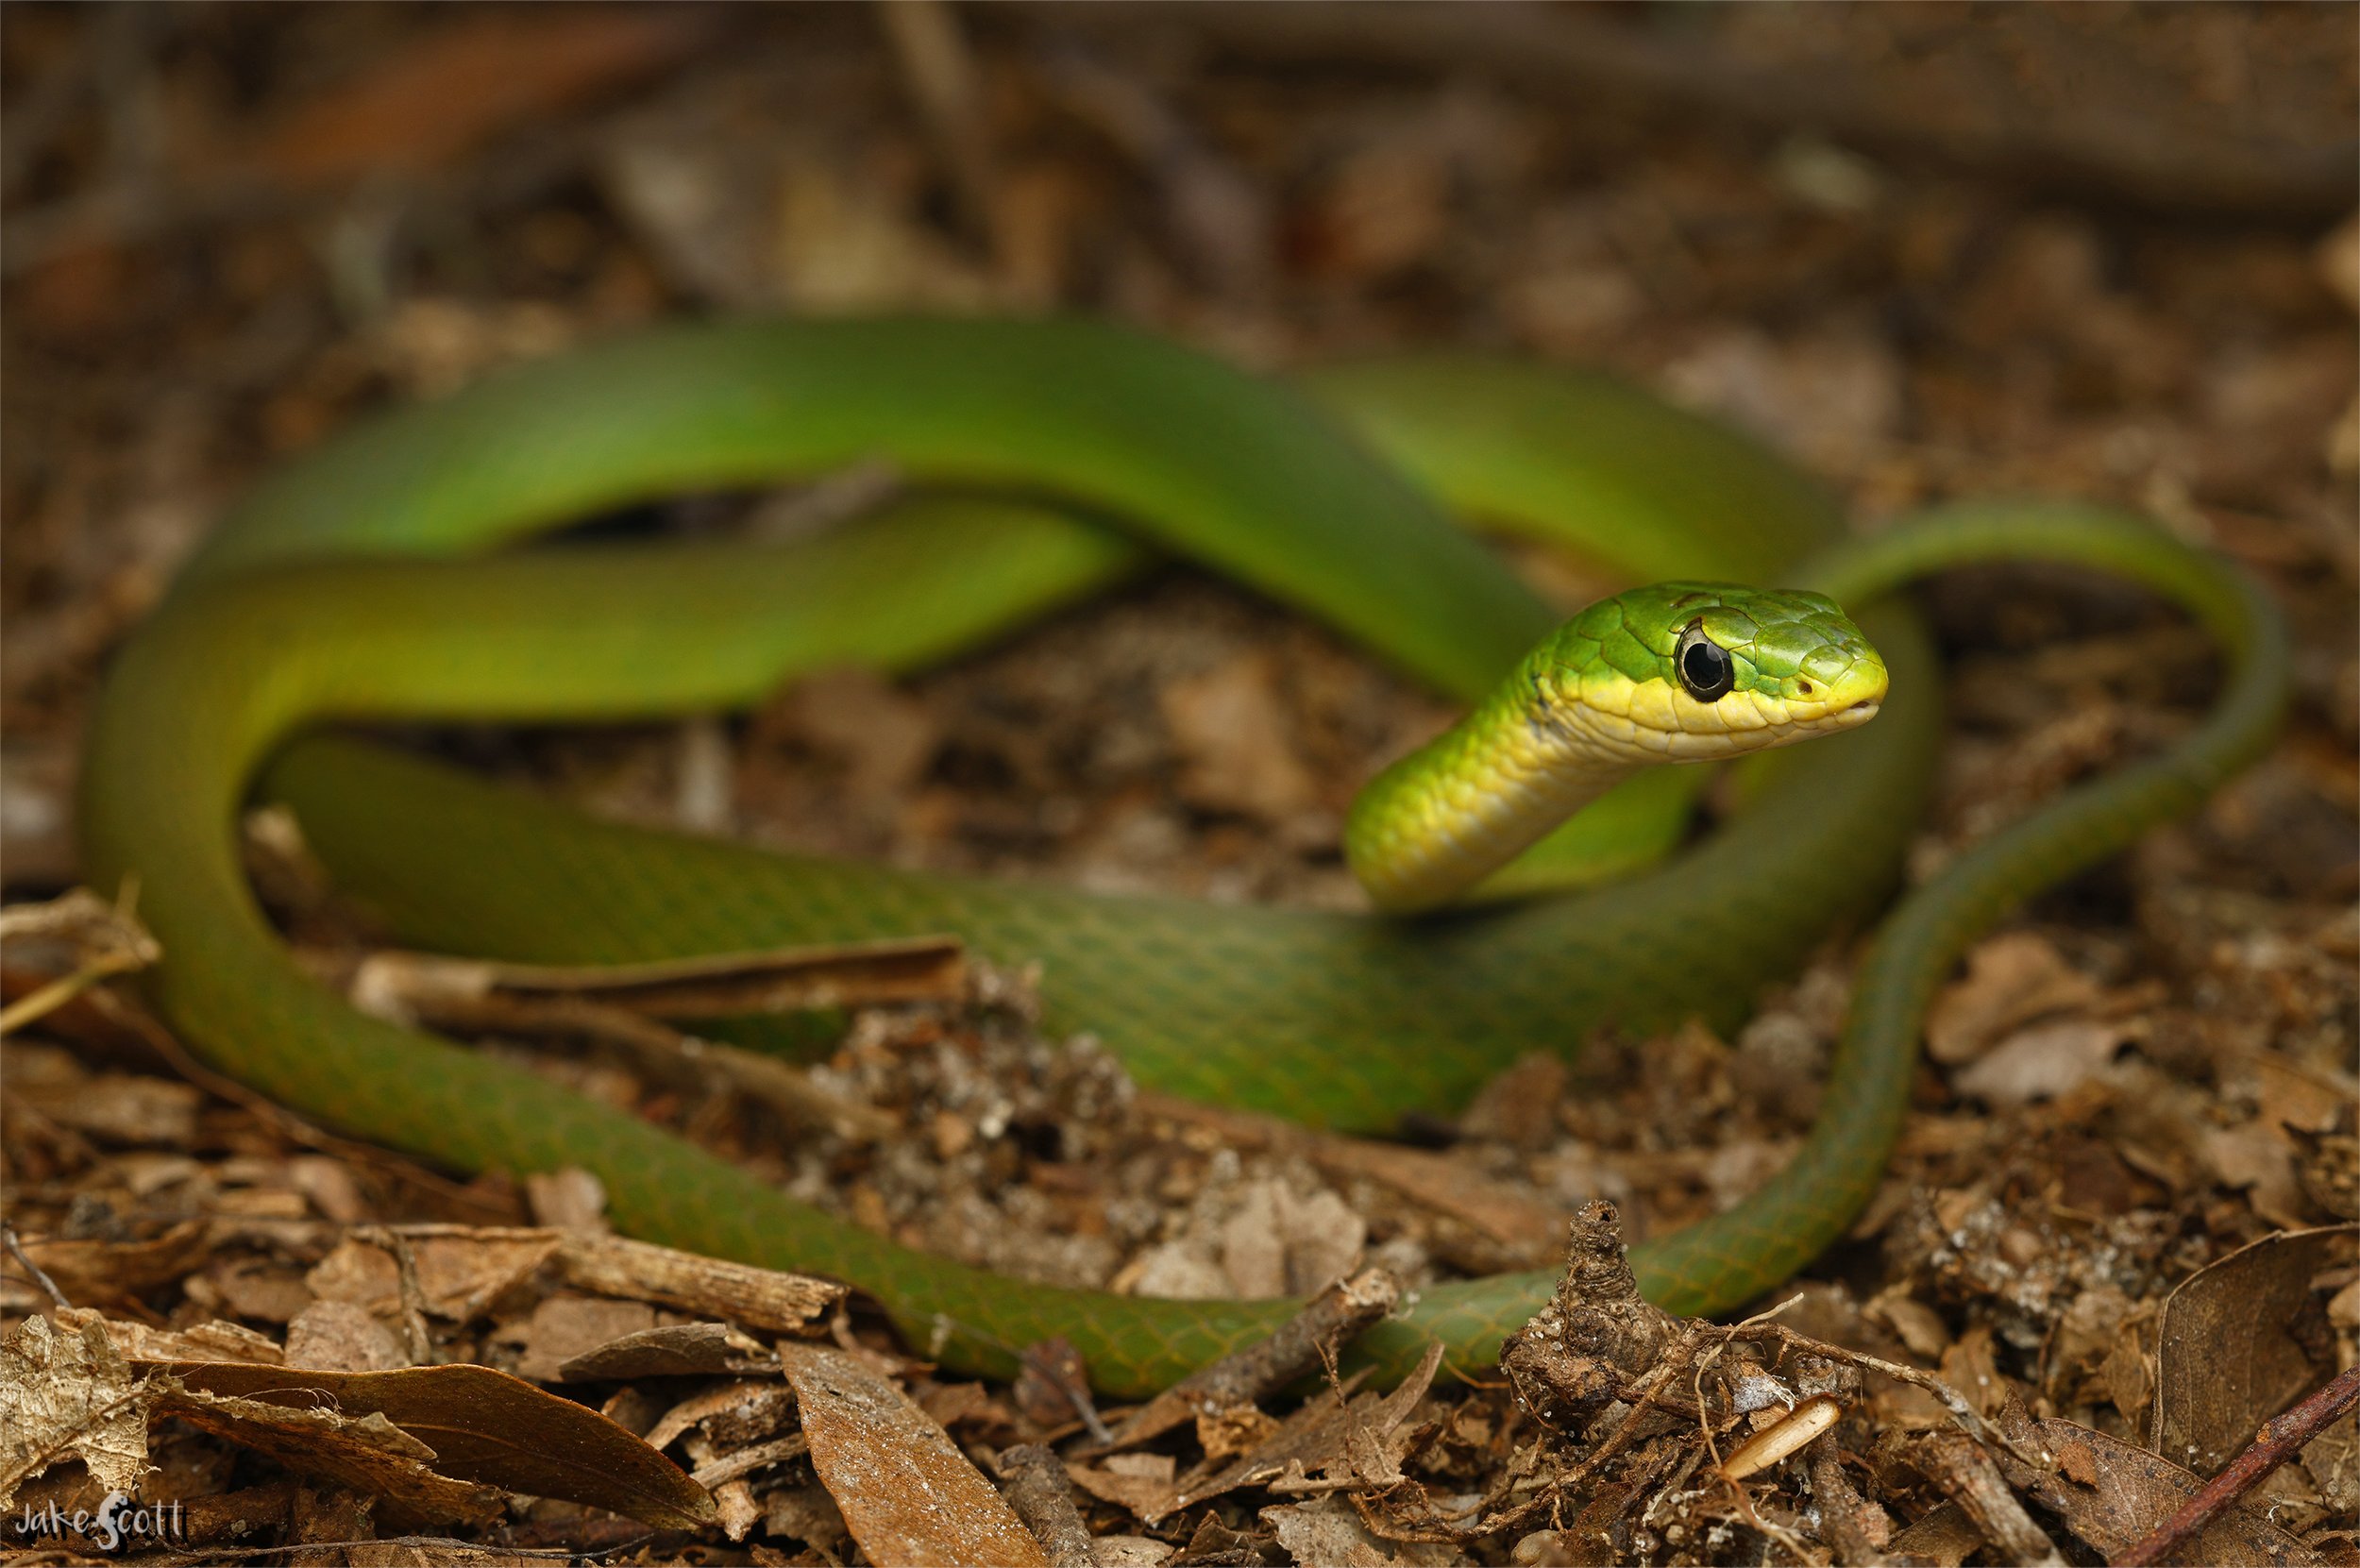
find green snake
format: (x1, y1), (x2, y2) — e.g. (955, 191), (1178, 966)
(76, 318), (2289, 1397)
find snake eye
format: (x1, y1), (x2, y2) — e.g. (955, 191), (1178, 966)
(1675, 625), (1735, 702)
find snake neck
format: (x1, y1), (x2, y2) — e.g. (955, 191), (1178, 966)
(1344, 683), (1642, 914)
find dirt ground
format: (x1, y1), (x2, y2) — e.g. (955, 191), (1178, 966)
(2, 5), (2355, 1564)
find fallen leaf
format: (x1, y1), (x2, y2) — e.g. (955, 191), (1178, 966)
(0, 1313), (153, 1509)
(1161, 651), (1318, 820)
(1263, 1492), (1447, 1566)
(2012, 1414), (2319, 1565)
(1952, 1019), (2125, 1106)
(11, 1071), (200, 1146)
(17, 1219), (209, 1304)
(142, 1359), (716, 1528)
(644, 1379), (798, 1454)
(83, 1315), (283, 1367)
(2202, 1121), (2316, 1229)
(227, 10), (709, 189)
(2154, 1225), (2355, 1474)
(768, 667), (941, 801)
(1926, 932), (2103, 1065)
(1882, 1498), (1984, 1567)
(779, 1340), (1049, 1567)
(1069, 1451), (1180, 1518)
(157, 1388), (502, 1526)
(558, 1322), (778, 1381)
(1154, 1340), (1444, 1523)
(283, 1300), (413, 1373)
(2301, 1408), (2360, 1514)
(524, 1168), (610, 1232)
(306, 1230), (559, 1324)
(1937, 1324), (2009, 1419)
(507, 1294), (658, 1384)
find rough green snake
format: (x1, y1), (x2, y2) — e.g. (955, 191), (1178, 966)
(76, 318), (2289, 1397)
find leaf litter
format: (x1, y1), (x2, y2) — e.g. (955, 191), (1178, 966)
(3, 4), (2356, 1561)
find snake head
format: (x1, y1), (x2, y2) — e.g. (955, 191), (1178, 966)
(1529, 581), (1887, 765)
(1349, 580), (1887, 913)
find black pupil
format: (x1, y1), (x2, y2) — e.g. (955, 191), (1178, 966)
(1681, 638), (1731, 699)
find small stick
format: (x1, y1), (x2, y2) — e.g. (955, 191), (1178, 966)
(1093, 1268), (1401, 1451)
(997, 1442), (1096, 1568)
(1734, 1321), (2042, 1469)
(2112, 1362), (2360, 1568)
(1, 1221), (71, 1308)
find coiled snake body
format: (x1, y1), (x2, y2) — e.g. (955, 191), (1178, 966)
(79, 319), (2289, 1395)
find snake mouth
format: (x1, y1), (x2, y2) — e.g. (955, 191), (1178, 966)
(1833, 698), (1880, 725)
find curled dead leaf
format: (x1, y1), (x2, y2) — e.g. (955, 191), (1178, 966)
(143, 1359), (716, 1528)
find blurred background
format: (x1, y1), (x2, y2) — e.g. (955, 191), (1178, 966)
(3, 2), (2353, 902)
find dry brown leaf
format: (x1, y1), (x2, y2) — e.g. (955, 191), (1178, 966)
(645, 1380), (799, 1455)
(142, 1359), (716, 1529)
(82, 1314), (284, 1367)
(283, 1300), (412, 1373)
(524, 1167), (610, 1232)
(16, 1219), (209, 1304)
(1220, 1179), (1364, 1298)
(306, 1230), (560, 1324)
(778, 1340), (1050, 1567)
(0, 1313), (153, 1509)
(762, 1481), (854, 1560)
(1141, 1092), (1562, 1264)
(1868, 1290), (1954, 1359)
(507, 1294), (659, 1384)
(1952, 1019), (2126, 1106)
(2202, 1121), (2317, 1229)
(1160, 650), (1319, 820)
(226, 10), (708, 189)
(1882, 1498), (1985, 1567)
(1150, 1341), (1444, 1523)
(2154, 1225), (2356, 1475)
(1263, 1492), (1455, 1566)
(1068, 1451), (1180, 1518)
(558, 1322), (778, 1382)
(11, 1071), (200, 1145)
(2014, 1415), (2320, 1565)
(2302, 1408), (2360, 1514)
(157, 1387), (503, 1527)
(768, 667), (941, 801)
(1925, 932), (2104, 1065)
(1938, 1324), (2010, 1419)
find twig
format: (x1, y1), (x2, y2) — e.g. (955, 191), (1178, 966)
(996, 1442), (1097, 1568)
(2112, 1362), (2360, 1568)
(1093, 1267), (1402, 1451)
(0, 948), (151, 1035)
(0, 885), (160, 1036)
(1, 1222), (72, 1309)
(875, 0), (1006, 259)
(1732, 1321), (2042, 1470)
(1914, 1428), (2067, 1568)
